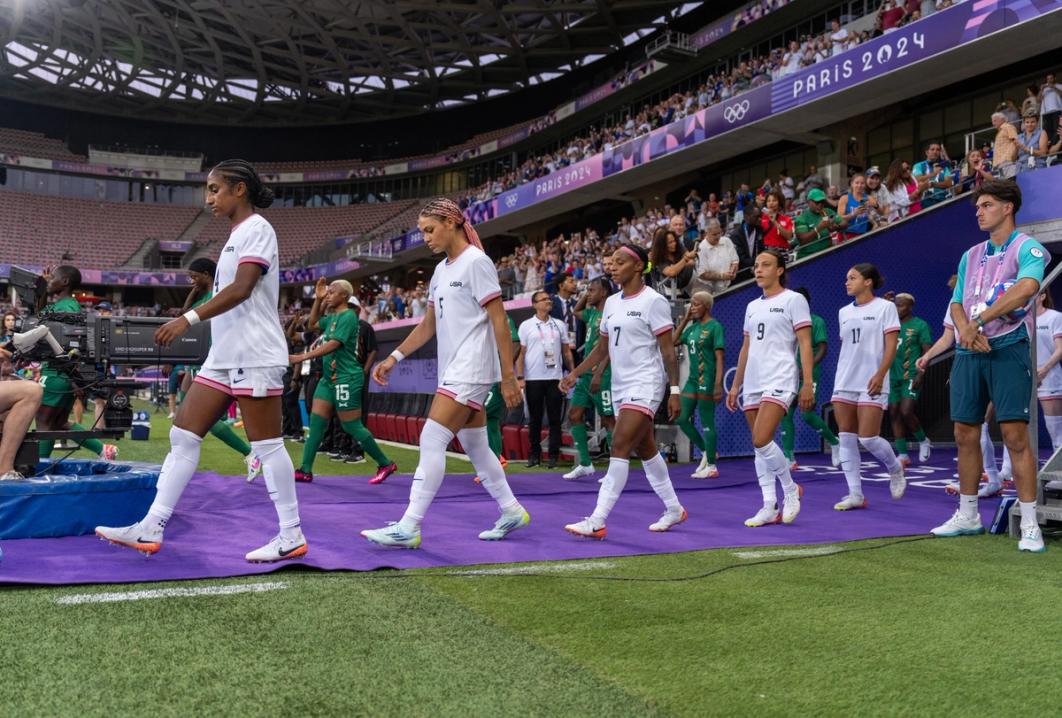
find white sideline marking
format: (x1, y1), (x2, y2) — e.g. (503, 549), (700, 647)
(55, 581), (288, 605)
(732, 547), (842, 560)
(449, 561), (617, 576)
(376, 439), (471, 462)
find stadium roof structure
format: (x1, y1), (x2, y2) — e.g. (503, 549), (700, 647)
(0, 0), (698, 125)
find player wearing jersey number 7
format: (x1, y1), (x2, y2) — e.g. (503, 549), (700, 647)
(726, 249), (813, 527)
(830, 264), (905, 512)
(559, 243), (687, 539)
(363, 198), (528, 548)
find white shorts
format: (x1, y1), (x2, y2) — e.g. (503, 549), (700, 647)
(831, 389), (889, 410)
(743, 389), (795, 411)
(194, 366), (286, 398)
(1037, 385), (1062, 400)
(615, 393), (662, 419)
(437, 381), (491, 411)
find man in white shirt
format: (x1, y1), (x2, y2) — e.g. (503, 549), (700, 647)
(1041, 73), (1062, 145)
(694, 219), (739, 295)
(518, 291), (575, 468)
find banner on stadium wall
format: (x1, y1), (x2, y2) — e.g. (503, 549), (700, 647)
(158, 241), (192, 253)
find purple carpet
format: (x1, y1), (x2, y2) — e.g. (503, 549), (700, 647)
(0, 448), (1008, 585)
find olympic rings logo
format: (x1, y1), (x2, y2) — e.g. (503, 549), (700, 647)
(723, 100), (750, 124)
(505, 194), (518, 208)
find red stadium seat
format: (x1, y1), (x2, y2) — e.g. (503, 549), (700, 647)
(416, 417), (427, 437)
(405, 416), (420, 444)
(502, 425), (522, 461)
(382, 414), (398, 442)
(394, 415), (409, 445)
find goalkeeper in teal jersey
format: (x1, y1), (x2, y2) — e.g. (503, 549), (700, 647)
(780, 288), (840, 467)
(671, 291), (724, 478)
(290, 277), (395, 485)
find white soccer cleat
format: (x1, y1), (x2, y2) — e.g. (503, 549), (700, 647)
(830, 443), (841, 468)
(1018, 523), (1046, 553)
(649, 507), (688, 532)
(833, 494), (868, 511)
(705, 464), (719, 478)
(245, 455), (263, 483)
(781, 484), (803, 524)
(95, 522), (162, 556)
(918, 439), (932, 463)
(562, 464), (596, 481)
(694, 453), (709, 474)
(744, 505), (781, 527)
(931, 510), (984, 537)
(361, 522), (422, 548)
(479, 508), (531, 541)
(564, 517), (606, 540)
(0, 471), (25, 481)
(890, 464), (906, 500)
(245, 531), (308, 562)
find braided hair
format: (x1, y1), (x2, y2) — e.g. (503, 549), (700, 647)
(419, 197), (482, 250)
(211, 159), (274, 209)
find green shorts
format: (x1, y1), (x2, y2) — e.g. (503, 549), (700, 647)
(40, 372), (75, 411)
(680, 377), (713, 398)
(787, 380), (819, 414)
(889, 376), (920, 403)
(314, 373), (364, 412)
(570, 373), (614, 417)
(485, 383), (505, 422)
(950, 341), (1032, 424)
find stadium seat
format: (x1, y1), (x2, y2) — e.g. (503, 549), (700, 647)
(502, 424), (522, 460)
(394, 415), (409, 445)
(405, 416), (420, 444)
(382, 414), (398, 442)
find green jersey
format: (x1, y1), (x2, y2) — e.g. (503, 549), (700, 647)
(41, 296), (81, 377)
(796, 314), (828, 382)
(318, 309), (361, 380)
(680, 318), (725, 387)
(794, 207), (838, 258)
(892, 316), (932, 382)
(507, 315), (519, 343)
(581, 307), (603, 355)
(191, 291), (211, 309)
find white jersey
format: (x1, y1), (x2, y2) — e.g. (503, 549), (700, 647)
(600, 285), (673, 400)
(518, 316), (570, 381)
(428, 245), (502, 386)
(203, 213), (288, 370)
(1036, 308), (1062, 393)
(742, 289), (811, 394)
(834, 297), (900, 392)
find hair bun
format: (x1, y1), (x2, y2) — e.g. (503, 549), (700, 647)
(254, 185), (275, 209)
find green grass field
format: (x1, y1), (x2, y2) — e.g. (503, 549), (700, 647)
(3, 403), (1060, 716)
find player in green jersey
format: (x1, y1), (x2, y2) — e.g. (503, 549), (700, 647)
(780, 288), (840, 468)
(563, 277), (617, 480)
(33, 266), (118, 462)
(179, 258), (264, 482)
(291, 277), (395, 485)
(672, 291), (724, 478)
(888, 292), (933, 466)
(482, 314), (521, 464)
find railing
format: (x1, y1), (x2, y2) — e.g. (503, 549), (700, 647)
(348, 240), (393, 262)
(646, 31), (696, 60)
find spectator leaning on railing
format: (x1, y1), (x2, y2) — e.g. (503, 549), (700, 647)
(794, 188), (847, 258)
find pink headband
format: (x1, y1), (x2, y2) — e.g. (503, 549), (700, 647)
(618, 246), (642, 262)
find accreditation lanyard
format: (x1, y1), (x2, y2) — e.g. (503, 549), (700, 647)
(536, 319), (559, 368)
(972, 231), (1018, 301)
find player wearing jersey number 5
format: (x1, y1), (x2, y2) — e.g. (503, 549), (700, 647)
(363, 198), (528, 548)
(97, 159), (306, 563)
(726, 249), (813, 528)
(289, 277), (395, 485)
(559, 243), (687, 540)
(830, 264), (905, 512)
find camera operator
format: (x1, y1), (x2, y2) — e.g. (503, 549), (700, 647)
(33, 266), (118, 462)
(0, 379), (44, 480)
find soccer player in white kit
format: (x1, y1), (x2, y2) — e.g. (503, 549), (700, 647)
(1034, 291), (1062, 451)
(726, 249), (813, 527)
(96, 160), (306, 562)
(364, 198), (527, 548)
(559, 243), (686, 539)
(830, 263), (906, 510)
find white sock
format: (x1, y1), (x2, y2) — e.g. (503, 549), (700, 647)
(458, 426), (519, 513)
(1001, 446), (1012, 477)
(253, 437), (301, 541)
(400, 419), (453, 530)
(757, 441), (794, 491)
(959, 493), (978, 520)
(859, 435), (901, 473)
(753, 453), (775, 507)
(1019, 500), (1038, 527)
(590, 457), (630, 526)
(1044, 415), (1062, 453)
(980, 424), (999, 482)
(838, 432), (863, 498)
(144, 426), (203, 532)
(642, 453), (681, 513)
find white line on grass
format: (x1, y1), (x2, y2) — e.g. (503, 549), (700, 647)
(376, 439), (471, 462)
(448, 561), (617, 576)
(732, 547), (842, 560)
(55, 581), (288, 605)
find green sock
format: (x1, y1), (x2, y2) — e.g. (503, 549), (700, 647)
(698, 400), (717, 463)
(913, 428), (926, 442)
(71, 422), (104, 456)
(801, 410), (838, 445)
(343, 419), (391, 467)
(210, 420), (251, 456)
(895, 437), (908, 454)
(571, 423), (591, 466)
(677, 396), (705, 451)
(780, 408), (795, 460)
(486, 418), (503, 457)
(177, 391), (186, 403)
(301, 413), (329, 473)
(38, 434), (54, 459)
